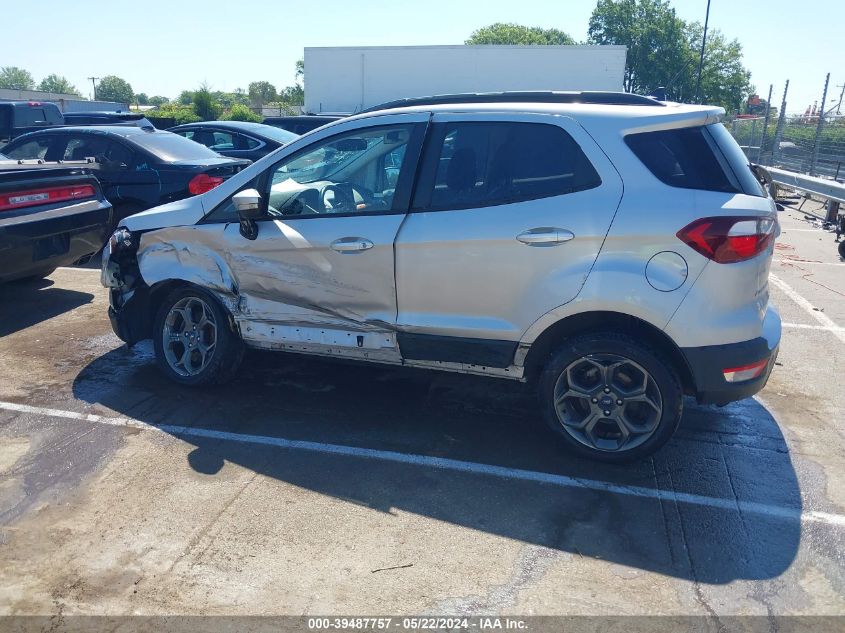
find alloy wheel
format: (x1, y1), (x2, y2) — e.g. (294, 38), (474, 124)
(552, 353), (663, 452)
(162, 296), (218, 377)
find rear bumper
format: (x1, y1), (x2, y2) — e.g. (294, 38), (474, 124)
(0, 201), (112, 283)
(682, 305), (781, 405)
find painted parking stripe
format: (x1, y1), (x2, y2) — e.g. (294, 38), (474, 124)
(770, 274), (845, 346)
(782, 322), (845, 332)
(776, 260), (845, 267)
(1, 400), (843, 529)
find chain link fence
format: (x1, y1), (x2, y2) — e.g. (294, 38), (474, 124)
(726, 75), (845, 180)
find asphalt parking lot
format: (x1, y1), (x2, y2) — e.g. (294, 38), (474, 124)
(0, 207), (844, 619)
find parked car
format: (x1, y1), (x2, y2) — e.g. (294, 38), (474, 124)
(1, 126), (250, 223)
(62, 111), (154, 129)
(262, 115), (343, 135)
(101, 91), (781, 462)
(168, 121), (298, 161)
(0, 162), (112, 282)
(0, 101), (63, 143)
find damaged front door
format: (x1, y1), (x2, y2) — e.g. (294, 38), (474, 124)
(222, 116), (426, 359)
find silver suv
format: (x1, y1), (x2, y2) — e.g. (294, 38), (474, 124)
(102, 92), (781, 462)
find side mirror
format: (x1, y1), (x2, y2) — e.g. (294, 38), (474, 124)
(233, 188), (262, 240)
(233, 188), (263, 218)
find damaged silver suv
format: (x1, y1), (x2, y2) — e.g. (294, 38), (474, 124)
(102, 92), (781, 462)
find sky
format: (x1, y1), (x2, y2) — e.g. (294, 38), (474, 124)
(3, 0), (843, 114)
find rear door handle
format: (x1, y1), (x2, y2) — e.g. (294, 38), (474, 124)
(516, 227), (575, 246)
(330, 237), (374, 253)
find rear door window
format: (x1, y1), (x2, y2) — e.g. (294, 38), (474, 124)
(4, 137), (53, 160)
(412, 121), (602, 211)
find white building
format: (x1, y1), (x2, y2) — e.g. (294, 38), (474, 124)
(304, 45), (628, 114)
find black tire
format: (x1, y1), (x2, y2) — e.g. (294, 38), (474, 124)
(838, 239), (845, 259)
(152, 285), (244, 386)
(538, 331), (683, 463)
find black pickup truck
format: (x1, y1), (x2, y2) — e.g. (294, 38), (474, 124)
(0, 161), (113, 283)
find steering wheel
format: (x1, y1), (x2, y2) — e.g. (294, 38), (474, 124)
(321, 184), (356, 213)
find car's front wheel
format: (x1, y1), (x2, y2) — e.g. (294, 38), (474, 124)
(538, 332), (683, 463)
(153, 286), (244, 386)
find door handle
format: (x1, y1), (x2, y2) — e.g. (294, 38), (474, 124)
(330, 237), (374, 253)
(516, 228), (575, 246)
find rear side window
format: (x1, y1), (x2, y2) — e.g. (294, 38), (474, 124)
(127, 131), (221, 162)
(4, 137), (52, 159)
(625, 125), (765, 197)
(414, 121), (601, 211)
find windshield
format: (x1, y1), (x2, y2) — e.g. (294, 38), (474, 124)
(127, 131), (222, 162)
(276, 135), (384, 184)
(241, 123), (298, 145)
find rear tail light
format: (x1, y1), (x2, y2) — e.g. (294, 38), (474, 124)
(677, 215), (776, 263)
(0, 184), (96, 212)
(188, 173), (224, 195)
(722, 359), (768, 383)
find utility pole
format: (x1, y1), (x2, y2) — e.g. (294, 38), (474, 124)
(88, 76), (99, 101)
(694, 0), (712, 104)
(835, 83), (844, 115)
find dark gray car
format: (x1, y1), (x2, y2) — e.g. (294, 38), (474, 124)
(168, 121), (298, 161)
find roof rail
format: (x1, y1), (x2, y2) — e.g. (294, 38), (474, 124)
(361, 91), (664, 113)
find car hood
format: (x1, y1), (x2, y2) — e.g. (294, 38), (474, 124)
(121, 196), (206, 231)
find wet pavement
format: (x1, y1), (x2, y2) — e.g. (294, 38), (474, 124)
(0, 207), (843, 618)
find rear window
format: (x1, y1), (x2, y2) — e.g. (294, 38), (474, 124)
(126, 131), (222, 162)
(625, 125), (765, 197)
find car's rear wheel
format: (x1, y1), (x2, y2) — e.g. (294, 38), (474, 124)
(538, 332), (683, 463)
(153, 286), (244, 386)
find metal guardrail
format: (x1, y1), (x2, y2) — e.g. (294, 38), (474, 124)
(765, 166), (845, 204)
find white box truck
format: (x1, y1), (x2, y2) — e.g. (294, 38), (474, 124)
(304, 45), (627, 114)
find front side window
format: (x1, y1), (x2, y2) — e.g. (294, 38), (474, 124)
(265, 124), (415, 216)
(64, 136), (110, 161)
(413, 121), (601, 211)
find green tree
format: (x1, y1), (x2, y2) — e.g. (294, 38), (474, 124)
(192, 84), (221, 121)
(177, 90), (195, 105)
(278, 84), (304, 106)
(146, 102), (201, 125)
(135, 92), (149, 105)
(248, 81), (277, 107)
(148, 95), (168, 107)
(587, 0), (753, 111)
(680, 25), (753, 113)
(37, 74), (79, 95)
(0, 66), (35, 90)
(588, 0), (689, 95)
(295, 59), (304, 81)
(96, 75), (134, 104)
(220, 103), (262, 122)
(466, 22), (575, 45)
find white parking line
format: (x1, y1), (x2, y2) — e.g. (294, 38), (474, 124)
(770, 274), (845, 346)
(782, 322), (845, 332)
(1, 400), (843, 529)
(776, 260), (845, 267)
(56, 266), (99, 273)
